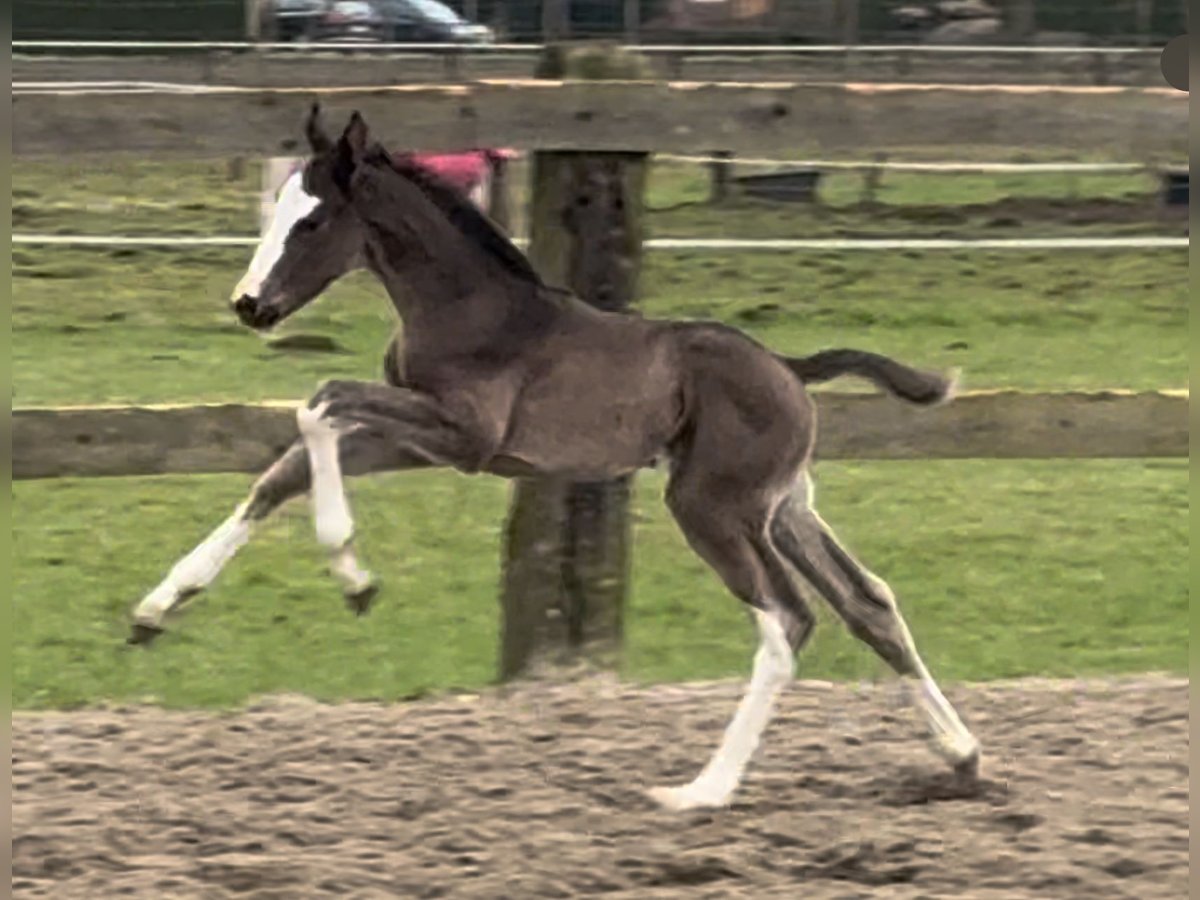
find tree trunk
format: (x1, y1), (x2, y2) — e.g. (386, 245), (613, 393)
(498, 46), (650, 681)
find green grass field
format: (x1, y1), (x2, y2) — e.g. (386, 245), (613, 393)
(11, 157), (1189, 710)
(11, 247), (1188, 405)
(13, 156), (1185, 240)
(13, 460), (1188, 709)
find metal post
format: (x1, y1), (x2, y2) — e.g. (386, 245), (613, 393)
(542, 0), (568, 40)
(623, 0), (640, 43)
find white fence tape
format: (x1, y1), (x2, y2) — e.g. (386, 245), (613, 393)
(13, 234), (1188, 251)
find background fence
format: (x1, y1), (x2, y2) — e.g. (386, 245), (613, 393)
(13, 0), (1190, 45)
(11, 34), (1188, 683)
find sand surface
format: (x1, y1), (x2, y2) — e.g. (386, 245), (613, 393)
(13, 673), (1188, 898)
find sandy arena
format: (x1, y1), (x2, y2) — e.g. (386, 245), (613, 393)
(13, 673), (1187, 898)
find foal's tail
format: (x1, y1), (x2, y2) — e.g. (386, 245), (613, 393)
(779, 348), (959, 406)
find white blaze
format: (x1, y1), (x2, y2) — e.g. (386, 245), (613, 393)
(233, 170), (321, 300)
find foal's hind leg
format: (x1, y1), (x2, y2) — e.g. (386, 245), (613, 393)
(647, 482), (815, 812)
(770, 476), (980, 775)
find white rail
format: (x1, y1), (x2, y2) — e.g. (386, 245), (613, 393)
(12, 79), (1178, 98)
(655, 155), (1163, 173)
(13, 234), (1188, 251)
(12, 40), (1164, 55)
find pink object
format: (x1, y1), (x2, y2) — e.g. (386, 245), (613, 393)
(402, 149), (517, 195)
(286, 148), (517, 202)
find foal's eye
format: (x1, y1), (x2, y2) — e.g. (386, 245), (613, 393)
(294, 218), (320, 234)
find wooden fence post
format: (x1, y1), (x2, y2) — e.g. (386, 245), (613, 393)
(542, 0), (569, 41)
(1009, 0), (1036, 40)
(623, 0), (640, 43)
(491, 0), (509, 40)
(498, 44), (651, 680)
(840, 0), (860, 79)
(487, 153), (512, 232)
(1133, 0), (1153, 45)
(244, 0), (265, 41)
(244, 0), (267, 220)
(709, 150), (734, 203)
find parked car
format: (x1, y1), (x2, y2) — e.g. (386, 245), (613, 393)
(374, 0), (494, 43)
(270, 0), (326, 42)
(314, 0), (387, 42)
(268, 0), (494, 44)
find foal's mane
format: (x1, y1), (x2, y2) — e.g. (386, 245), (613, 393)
(363, 146), (545, 288)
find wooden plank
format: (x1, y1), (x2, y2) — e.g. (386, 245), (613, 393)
(12, 81), (1186, 159)
(11, 391), (1188, 481)
(12, 49), (1168, 88)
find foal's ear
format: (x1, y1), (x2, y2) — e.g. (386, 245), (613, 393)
(332, 111), (371, 193)
(339, 111), (370, 160)
(305, 102), (334, 154)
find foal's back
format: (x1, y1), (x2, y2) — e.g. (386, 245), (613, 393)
(497, 299), (814, 486)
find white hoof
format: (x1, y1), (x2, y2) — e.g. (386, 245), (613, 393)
(949, 740), (982, 780)
(645, 784), (730, 812)
(936, 731), (981, 770)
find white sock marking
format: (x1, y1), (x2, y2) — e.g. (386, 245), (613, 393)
(802, 471), (978, 766)
(908, 659), (979, 764)
(331, 545), (374, 595)
(297, 402), (374, 594)
(134, 504), (252, 625)
(650, 608), (793, 810)
(297, 403), (354, 549)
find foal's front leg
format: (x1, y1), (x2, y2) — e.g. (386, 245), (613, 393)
(296, 402), (377, 610)
(129, 381), (477, 641)
(295, 379), (485, 609)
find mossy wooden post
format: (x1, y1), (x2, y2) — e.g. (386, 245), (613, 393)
(498, 44), (651, 681)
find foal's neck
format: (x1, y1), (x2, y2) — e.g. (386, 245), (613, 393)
(361, 220), (539, 331)
(353, 181), (555, 358)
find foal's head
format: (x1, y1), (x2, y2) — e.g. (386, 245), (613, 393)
(232, 105), (542, 331)
(230, 105), (368, 331)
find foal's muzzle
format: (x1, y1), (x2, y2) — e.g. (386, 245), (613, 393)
(232, 294), (282, 330)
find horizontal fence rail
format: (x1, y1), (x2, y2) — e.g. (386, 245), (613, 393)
(15, 45), (1169, 90)
(14, 80), (1180, 95)
(12, 234), (1191, 251)
(12, 80), (1186, 158)
(12, 391), (1188, 480)
(654, 155), (1173, 173)
(12, 41), (1168, 55)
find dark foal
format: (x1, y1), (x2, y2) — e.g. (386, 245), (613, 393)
(132, 106), (979, 811)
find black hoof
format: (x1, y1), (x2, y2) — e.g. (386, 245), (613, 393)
(127, 622), (165, 646)
(953, 748), (981, 782)
(344, 582), (380, 617)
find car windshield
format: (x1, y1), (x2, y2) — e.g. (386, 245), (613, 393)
(404, 0), (464, 26)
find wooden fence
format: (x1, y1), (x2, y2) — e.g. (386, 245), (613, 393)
(12, 43), (1170, 88)
(12, 390), (1188, 481)
(12, 44), (1188, 677)
(12, 80), (1186, 160)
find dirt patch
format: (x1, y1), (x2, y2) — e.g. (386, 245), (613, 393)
(13, 674), (1187, 898)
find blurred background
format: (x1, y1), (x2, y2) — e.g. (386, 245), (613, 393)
(12, 0), (1191, 45)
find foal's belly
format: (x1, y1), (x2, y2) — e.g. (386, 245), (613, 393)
(494, 342), (683, 478)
